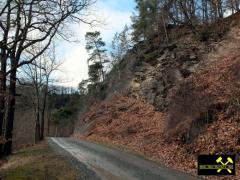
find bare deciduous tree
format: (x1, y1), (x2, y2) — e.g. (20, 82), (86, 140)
(0, 0), (94, 156)
(22, 43), (61, 143)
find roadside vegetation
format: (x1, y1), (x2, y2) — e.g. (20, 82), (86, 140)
(0, 141), (80, 180)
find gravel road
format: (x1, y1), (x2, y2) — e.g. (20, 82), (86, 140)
(49, 137), (200, 180)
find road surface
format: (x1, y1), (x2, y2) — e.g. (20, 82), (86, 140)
(48, 138), (199, 180)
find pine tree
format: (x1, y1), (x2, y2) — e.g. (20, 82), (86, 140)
(85, 31), (108, 85)
(132, 0), (149, 41)
(132, 0), (161, 42)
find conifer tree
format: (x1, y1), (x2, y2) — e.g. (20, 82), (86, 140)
(85, 31), (108, 87)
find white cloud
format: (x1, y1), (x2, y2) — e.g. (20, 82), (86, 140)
(55, 1), (133, 88)
(56, 45), (89, 87)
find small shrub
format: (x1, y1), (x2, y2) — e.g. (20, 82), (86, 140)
(144, 51), (159, 66)
(198, 31), (211, 42)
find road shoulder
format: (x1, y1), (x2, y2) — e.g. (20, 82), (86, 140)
(0, 141), (83, 180)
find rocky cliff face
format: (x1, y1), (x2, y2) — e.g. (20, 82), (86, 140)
(102, 35), (214, 113)
(133, 43), (202, 111)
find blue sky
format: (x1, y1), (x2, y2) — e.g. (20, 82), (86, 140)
(99, 0), (135, 12)
(54, 0), (135, 87)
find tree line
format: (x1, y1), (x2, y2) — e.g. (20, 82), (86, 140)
(132, 0), (240, 41)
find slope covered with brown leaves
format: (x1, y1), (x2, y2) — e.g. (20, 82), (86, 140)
(74, 93), (240, 179)
(74, 27), (240, 179)
(74, 94), (197, 174)
(168, 27), (240, 151)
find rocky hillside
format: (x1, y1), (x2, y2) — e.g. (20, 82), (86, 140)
(74, 13), (240, 179)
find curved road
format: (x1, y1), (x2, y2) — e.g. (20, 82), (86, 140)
(49, 138), (199, 180)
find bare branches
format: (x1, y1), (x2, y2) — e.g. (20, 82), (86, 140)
(0, 0), (94, 70)
(20, 41), (62, 141)
(0, 0), (95, 155)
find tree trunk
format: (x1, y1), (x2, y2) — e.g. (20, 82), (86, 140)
(35, 113), (40, 143)
(3, 68), (17, 156)
(235, 0), (240, 11)
(0, 52), (6, 157)
(217, 0), (223, 19)
(40, 109), (45, 140)
(35, 90), (41, 143)
(40, 86), (48, 140)
(47, 112), (51, 136)
(161, 14), (169, 44)
(179, 1), (198, 35)
(55, 125), (58, 137)
(202, 0), (208, 23)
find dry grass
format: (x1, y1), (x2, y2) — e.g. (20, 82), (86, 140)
(0, 141), (79, 180)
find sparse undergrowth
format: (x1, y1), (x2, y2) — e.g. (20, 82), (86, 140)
(0, 141), (79, 180)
